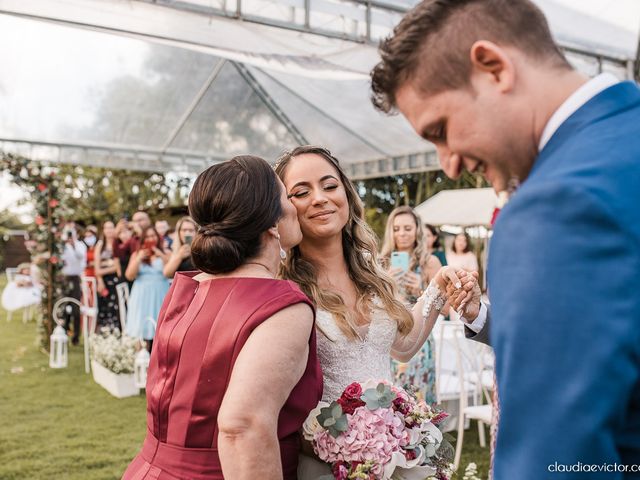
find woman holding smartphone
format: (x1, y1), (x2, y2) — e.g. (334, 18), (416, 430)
(380, 206), (442, 303)
(380, 206), (442, 405)
(163, 216), (197, 278)
(125, 226), (170, 351)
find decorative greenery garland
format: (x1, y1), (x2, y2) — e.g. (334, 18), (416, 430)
(1, 153), (71, 348)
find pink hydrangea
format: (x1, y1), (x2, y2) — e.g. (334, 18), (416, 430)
(314, 407), (410, 466)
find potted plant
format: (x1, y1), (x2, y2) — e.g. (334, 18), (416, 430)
(89, 328), (140, 398)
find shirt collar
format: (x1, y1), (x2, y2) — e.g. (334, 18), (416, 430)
(538, 73), (619, 151)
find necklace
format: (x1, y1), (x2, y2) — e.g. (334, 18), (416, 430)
(244, 262), (276, 278)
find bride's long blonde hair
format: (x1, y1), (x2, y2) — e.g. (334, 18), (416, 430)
(275, 145), (413, 341)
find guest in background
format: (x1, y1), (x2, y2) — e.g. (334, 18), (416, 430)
(381, 206), (442, 302)
(447, 232), (478, 273)
(155, 219), (173, 251)
(61, 222), (86, 345)
(131, 211), (152, 250)
(125, 226), (170, 351)
(163, 216), (197, 279)
(424, 224), (447, 266)
(380, 206), (439, 404)
(1, 262), (42, 316)
(94, 220), (122, 331)
(83, 225), (98, 279)
(113, 219), (134, 277)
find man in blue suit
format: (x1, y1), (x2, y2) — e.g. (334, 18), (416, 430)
(371, 0), (640, 478)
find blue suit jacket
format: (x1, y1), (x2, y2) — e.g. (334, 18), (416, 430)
(489, 82), (640, 479)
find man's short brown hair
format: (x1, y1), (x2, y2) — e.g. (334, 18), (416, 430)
(371, 0), (570, 113)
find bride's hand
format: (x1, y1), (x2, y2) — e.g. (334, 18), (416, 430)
(433, 266), (463, 292)
(445, 271), (482, 322)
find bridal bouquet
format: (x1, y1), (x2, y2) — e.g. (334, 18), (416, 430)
(303, 380), (452, 480)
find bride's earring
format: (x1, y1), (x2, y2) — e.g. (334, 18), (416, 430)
(275, 233), (287, 260)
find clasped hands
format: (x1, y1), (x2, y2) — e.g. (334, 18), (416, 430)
(433, 266), (482, 323)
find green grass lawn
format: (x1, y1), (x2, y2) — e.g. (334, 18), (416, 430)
(0, 274), (489, 479)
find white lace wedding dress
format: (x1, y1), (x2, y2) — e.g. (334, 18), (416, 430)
(298, 287), (446, 479)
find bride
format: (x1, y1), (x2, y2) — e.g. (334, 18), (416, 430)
(275, 146), (476, 477)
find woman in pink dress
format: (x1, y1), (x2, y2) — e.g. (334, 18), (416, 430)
(122, 155), (322, 480)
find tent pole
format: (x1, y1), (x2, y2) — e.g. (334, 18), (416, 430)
(233, 63), (308, 145)
(161, 59), (227, 153)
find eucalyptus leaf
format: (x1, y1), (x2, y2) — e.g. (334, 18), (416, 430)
(361, 382), (397, 409)
(316, 401), (348, 438)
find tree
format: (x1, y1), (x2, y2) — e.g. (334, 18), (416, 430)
(358, 170), (488, 238)
(55, 165), (172, 226)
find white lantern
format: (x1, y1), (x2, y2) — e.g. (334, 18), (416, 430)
(134, 347), (150, 388)
(49, 324), (68, 368)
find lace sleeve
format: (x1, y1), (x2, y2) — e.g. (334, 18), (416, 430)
(391, 280), (446, 362)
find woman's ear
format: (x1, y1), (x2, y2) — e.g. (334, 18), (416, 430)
(268, 225), (280, 239)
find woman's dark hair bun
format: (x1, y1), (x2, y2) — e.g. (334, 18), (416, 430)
(188, 156), (282, 274)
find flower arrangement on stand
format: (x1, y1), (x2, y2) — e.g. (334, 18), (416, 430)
(303, 380), (453, 480)
(89, 328), (140, 398)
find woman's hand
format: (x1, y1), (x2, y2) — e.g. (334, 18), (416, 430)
(433, 265), (464, 292)
(178, 244), (191, 260)
(401, 271), (421, 296)
(136, 249), (150, 262)
(445, 271), (482, 322)
(388, 266), (404, 279)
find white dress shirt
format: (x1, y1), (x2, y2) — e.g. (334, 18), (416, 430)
(538, 73), (619, 151)
(61, 241), (87, 276)
(465, 73), (620, 334)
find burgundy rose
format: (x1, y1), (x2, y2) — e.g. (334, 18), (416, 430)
(341, 382), (363, 401)
(337, 396), (366, 415)
(332, 461), (349, 480)
(431, 411), (450, 426)
(392, 397), (410, 415)
(405, 448), (418, 461)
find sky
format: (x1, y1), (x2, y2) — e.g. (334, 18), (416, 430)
(1, 0), (639, 218)
(552, 0), (640, 34)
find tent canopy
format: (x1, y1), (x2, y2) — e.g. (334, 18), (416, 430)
(415, 188), (498, 227)
(0, 0), (636, 177)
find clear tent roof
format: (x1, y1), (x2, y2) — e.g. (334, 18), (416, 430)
(0, 0), (636, 178)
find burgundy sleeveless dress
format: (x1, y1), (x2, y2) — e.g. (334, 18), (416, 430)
(122, 272), (322, 480)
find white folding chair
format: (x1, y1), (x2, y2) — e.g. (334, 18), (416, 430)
(115, 282), (130, 333)
(433, 320), (493, 470)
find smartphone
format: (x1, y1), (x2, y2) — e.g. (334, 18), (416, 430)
(183, 234), (193, 246)
(390, 251), (410, 272)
